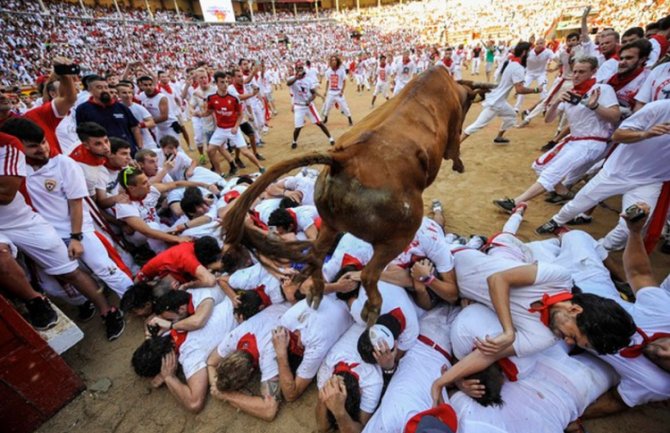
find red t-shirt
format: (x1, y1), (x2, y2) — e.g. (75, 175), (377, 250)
(137, 242), (201, 283)
(207, 93), (241, 129)
(23, 101), (64, 157)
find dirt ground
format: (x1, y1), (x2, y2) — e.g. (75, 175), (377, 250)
(39, 70), (670, 433)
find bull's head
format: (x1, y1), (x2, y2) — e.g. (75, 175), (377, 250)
(457, 80), (497, 116)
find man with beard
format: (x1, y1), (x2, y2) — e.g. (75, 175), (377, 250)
(75, 75), (142, 153)
(606, 40), (652, 114)
(460, 42), (541, 145)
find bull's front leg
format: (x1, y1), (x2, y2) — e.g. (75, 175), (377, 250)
(305, 223), (339, 310)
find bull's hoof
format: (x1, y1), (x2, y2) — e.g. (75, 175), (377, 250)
(306, 291), (323, 310)
(452, 158), (465, 173)
(361, 301), (381, 327)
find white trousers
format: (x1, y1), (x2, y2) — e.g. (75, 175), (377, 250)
(322, 93), (352, 117)
(74, 231), (133, 297)
(515, 72), (549, 110)
(532, 140), (607, 192)
(463, 103), (517, 135)
(525, 77), (572, 122)
(471, 58), (481, 74)
(552, 169), (663, 251)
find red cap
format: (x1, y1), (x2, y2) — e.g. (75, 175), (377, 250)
(223, 190), (241, 203)
(341, 253), (363, 271)
(404, 404), (458, 433)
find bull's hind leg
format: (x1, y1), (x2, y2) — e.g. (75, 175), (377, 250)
(360, 238), (413, 327)
(306, 223), (339, 310)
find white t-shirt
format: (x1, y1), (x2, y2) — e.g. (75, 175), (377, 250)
(280, 296), (352, 380)
(289, 76), (318, 105)
(286, 205), (320, 237)
(525, 48), (553, 75)
(179, 297), (235, 379)
(484, 61), (525, 108)
(228, 262), (284, 305)
(376, 65), (390, 84)
(114, 185), (161, 223)
(75, 159), (108, 196)
(393, 60), (416, 87)
(322, 233), (374, 283)
(603, 100), (670, 184)
(128, 103), (158, 149)
(283, 175), (316, 206)
(362, 305), (460, 433)
(391, 217), (454, 273)
(55, 111), (79, 155)
(217, 303), (290, 382)
(595, 58), (619, 83)
(26, 155), (95, 237)
(0, 140), (35, 231)
(601, 287), (670, 406)
(325, 67), (347, 94)
(157, 149), (193, 181)
(557, 83), (618, 138)
(350, 281), (420, 351)
(454, 249), (573, 357)
(188, 287), (225, 310)
(139, 91), (177, 130)
(635, 62), (670, 104)
(254, 198), (282, 224)
(316, 323), (383, 414)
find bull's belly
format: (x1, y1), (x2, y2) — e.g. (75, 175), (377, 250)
(314, 170), (421, 243)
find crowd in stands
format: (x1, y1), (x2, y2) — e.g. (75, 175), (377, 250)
(1, 0), (670, 432)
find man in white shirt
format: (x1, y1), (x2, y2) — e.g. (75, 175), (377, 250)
(514, 38), (553, 113)
(392, 51), (416, 96)
(117, 82), (157, 150)
(634, 60), (670, 110)
(137, 75), (180, 144)
(536, 99), (670, 248)
(321, 55), (353, 127)
(371, 54), (391, 108)
(494, 56), (620, 212)
(461, 42), (542, 145)
(287, 62), (335, 149)
(132, 296), (235, 413)
(188, 69), (216, 164)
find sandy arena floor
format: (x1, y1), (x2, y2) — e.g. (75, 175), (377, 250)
(38, 70), (670, 433)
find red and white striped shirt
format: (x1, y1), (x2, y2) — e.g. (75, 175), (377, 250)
(0, 132), (36, 230)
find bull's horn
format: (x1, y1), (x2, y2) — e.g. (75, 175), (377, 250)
(457, 80), (498, 90)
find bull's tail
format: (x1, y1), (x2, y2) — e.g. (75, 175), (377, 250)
(223, 151), (333, 248)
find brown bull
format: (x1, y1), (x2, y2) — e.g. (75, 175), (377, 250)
(223, 66), (488, 325)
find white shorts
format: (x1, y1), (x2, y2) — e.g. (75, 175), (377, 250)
(373, 82), (389, 97)
(294, 103), (321, 128)
(0, 213), (78, 275)
(192, 117), (215, 147)
(209, 127), (247, 149)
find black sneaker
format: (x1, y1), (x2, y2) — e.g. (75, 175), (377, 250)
(322, 116), (328, 125)
(493, 198), (516, 213)
(536, 219), (560, 235)
(493, 137), (510, 144)
(103, 308), (125, 341)
(255, 153), (266, 161)
(291, 142), (297, 149)
(521, 109), (529, 120)
(235, 158), (246, 169)
(540, 140), (557, 152)
(545, 192), (574, 205)
(77, 300), (96, 322)
(25, 296), (58, 331)
(228, 165), (238, 177)
(614, 280), (636, 303)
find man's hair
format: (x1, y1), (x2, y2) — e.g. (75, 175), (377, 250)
(194, 236), (221, 266)
(0, 117), (44, 143)
(357, 313), (402, 364)
(235, 175), (254, 185)
(110, 137), (131, 154)
(159, 134), (179, 148)
(600, 29), (620, 43)
(118, 166), (144, 188)
(180, 188), (206, 218)
(646, 22), (659, 32)
(512, 41), (531, 58)
(566, 32), (580, 41)
(215, 351), (256, 391)
(574, 56), (599, 71)
(268, 208), (295, 231)
(213, 71), (227, 83)
(329, 55), (342, 69)
(137, 76), (154, 85)
(134, 148), (158, 163)
(237, 58), (248, 66)
(234, 289), (264, 320)
(620, 38), (653, 60)
(572, 293), (636, 354)
(333, 264), (361, 302)
(467, 363), (505, 407)
(116, 81), (134, 90)
(153, 290), (191, 314)
(622, 26), (644, 40)
(131, 335), (174, 377)
(659, 15), (670, 31)
(327, 372), (362, 428)
(278, 197), (299, 209)
(76, 122), (107, 142)
(82, 74), (103, 90)
(120, 282), (156, 312)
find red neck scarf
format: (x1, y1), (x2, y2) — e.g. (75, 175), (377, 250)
(442, 57), (453, 67)
(237, 332), (260, 367)
(254, 284), (272, 308)
(159, 82), (172, 94)
(388, 307), (406, 333)
(341, 253), (364, 271)
(288, 330), (304, 357)
(571, 78), (597, 97)
(333, 361), (360, 381)
(619, 327), (670, 358)
(402, 58), (410, 65)
(286, 208), (298, 233)
(607, 66), (645, 91)
(497, 357), (519, 382)
(528, 292), (573, 326)
(69, 144), (107, 166)
(650, 34), (670, 57)
(509, 55), (522, 64)
(604, 51), (620, 61)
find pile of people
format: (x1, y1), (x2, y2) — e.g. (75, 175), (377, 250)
(1, 0), (670, 431)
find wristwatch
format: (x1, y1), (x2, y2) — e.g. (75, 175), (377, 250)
(70, 233), (83, 241)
